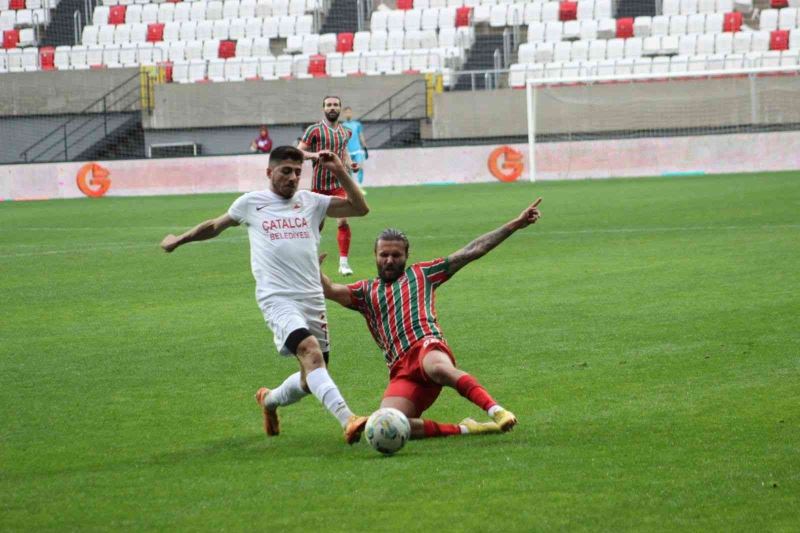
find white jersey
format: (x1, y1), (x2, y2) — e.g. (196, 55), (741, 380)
(228, 189), (332, 304)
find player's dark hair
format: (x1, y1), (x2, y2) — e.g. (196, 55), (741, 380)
(375, 228), (410, 254)
(269, 145), (304, 167)
(323, 95), (342, 107)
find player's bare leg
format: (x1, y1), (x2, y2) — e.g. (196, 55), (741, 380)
(336, 217), (353, 275)
(295, 335), (366, 444)
(255, 387), (281, 436)
(381, 396), (501, 439)
(422, 350), (518, 432)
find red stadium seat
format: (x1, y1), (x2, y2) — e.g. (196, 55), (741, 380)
(39, 46), (55, 70)
(9, 0), (25, 9)
(770, 29), (789, 50)
(770, 0), (788, 7)
(616, 18), (633, 38)
(3, 29), (19, 49)
(108, 5), (127, 25)
(218, 40), (235, 58)
(336, 32), (353, 52)
(147, 23), (164, 42)
(396, 0), (413, 9)
(723, 12), (742, 32)
(455, 6), (471, 27)
(559, 1), (577, 21)
(309, 54), (326, 77)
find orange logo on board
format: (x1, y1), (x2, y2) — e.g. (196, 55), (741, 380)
(488, 146), (524, 183)
(76, 163), (111, 198)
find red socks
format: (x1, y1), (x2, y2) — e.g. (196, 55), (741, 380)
(337, 223), (351, 258)
(422, 419), (461, 438)
(455, 374), (497, 412)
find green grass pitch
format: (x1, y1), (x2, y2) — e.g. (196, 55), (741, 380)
(1, 172), (798, 531)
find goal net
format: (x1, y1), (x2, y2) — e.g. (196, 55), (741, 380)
(525, 66), (800, 181)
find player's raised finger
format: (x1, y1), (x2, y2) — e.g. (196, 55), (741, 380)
(532, 197), (542, 208)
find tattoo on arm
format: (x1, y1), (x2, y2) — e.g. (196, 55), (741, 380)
(447, 224), (516, 275)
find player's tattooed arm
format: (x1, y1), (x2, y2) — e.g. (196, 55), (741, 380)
(160, 213), (239, 253)
(446, 198), (542, 275)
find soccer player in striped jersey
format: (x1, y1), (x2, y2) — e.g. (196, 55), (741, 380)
(321, 198), (543, 439)
(298, 96), (359, 277)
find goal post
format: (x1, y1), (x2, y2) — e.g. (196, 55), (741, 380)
(525, 66), (800, 182)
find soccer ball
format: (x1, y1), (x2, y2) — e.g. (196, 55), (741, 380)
(365, 408), (411, 455)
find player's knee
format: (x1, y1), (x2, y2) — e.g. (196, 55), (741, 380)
(296, 344), (325, 371)
(338, 220), (349, 228)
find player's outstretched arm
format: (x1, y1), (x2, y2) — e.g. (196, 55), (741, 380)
(446, 198), (542, 276)
(319, 254), (356, 308)
(160, 213), (239, 253)
(321, 151), (369, 218)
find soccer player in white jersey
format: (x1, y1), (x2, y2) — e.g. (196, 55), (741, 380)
(160, 146), (371, 444)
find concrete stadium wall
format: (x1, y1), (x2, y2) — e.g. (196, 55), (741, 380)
(145, 75), (427, 129)
(3, 130), (798, 201)
(0, 68), (141, 116)
(430, 75), (800, 139)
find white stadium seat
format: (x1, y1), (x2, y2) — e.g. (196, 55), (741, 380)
(319, 32), (336, 54)
(82, 25), (99, 45)
(207, 57), (225, 81)
(241, 56), (259, 78)
(252, 36), (271, 56)
(634, 16), (651, 37)
(54, 45), (71, 69)
(405, 9), (422, 30)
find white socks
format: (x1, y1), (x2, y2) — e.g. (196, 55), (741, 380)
(488, 405), (504, 417)
(305, 367), (354, 427)
(265, 372), (308, 409)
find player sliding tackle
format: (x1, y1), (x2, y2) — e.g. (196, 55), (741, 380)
(322, 198), (543, 439)
(160, 146), (372, 444)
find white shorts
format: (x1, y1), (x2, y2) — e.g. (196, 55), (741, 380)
(259, 296), (329, 356)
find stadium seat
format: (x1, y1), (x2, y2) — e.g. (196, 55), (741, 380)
(687, 13), (705, 34)
(455, 6), (471, 26)
(517, 42), (534, 62)
(769, 29), (789, 49)
(597, 17), (615, 38)
(663, 0), (680, 15)
(706, 12), (723, 33)
(158, 2), (175, 23)
(421, 7), (439, 29)
(387, 9), (404, 32)
(663, 34), (681, 54)
(108, 4), (126, 24)
(651, 55), (669, 72)
(472, 4), (490, 23)
(9, 0), (25, 8)
(102, 44), (121, 67)
(172, 59), (190, 82)
(240, 55), (258, 78)
(130, 23), (147, 42)
(301, 33), (319, 54)
(681, 0), (698, 14)
(761, 9), (778, 31)
(284, 33), (302, 52)
(244, 17), (262, 38)
(263, 17), (278, 38)
(760, 49), (782, 66)
(779, 7), (798, 28)
(633, 16), (651, 37)
(642, 35), (661, 55)
(114, 23), (131, 44)
(206, 57), (225, 80)
(326, 51), (344, 76)
(771, 0), (788, 6)
(606, 37), (624, 58)
(723, 12), (741, 32)
(316, 32), (335, 53)
(147, 22), (164, 41)
(571, 39), (588, 60)
(180, 20), (197, 40)
(679, 33), (697, 54)
(259, 55), (277, 79)
(386, 28), (402, 49)
(575, 0), (592, 20)
(398, 0), (413, 8)
(80, 25), (98, 46)
(439, 5), (457, 27)
(55, 45), (71, 69)
(553, 40), (570, 61)
(222, 0), (239, 19)
(421, 28), (437, 47)
(126, 4), (143, 24)
(371, 10), (388, 31)
(97, 24), (115, 45)
(255, 0), (271, 17)
(119, 45), (138, 66)
(545, 21), (562, 41)
(240, 0), (257, 18)
(405, 29), (422, 48)
(352, 30), (369, 51)
(595, 0), (611, 17)
(651, 15), (668, 36)
(698, 0), (715, 12)
(202, 40), (219, 60)
(219, 38), (235, 57)
(342, 50), (362, 74)
(275, 53), (292, 76)
(37, 46), (53, 70)
(616, 17), (633, 38)
(579, 19), (598, 39)
(173, 2), (191, 22)
(559, 1), (576, 21)
(251, 35), (270, 55)
(687, 54), (707, 71)
(527, 21), (544, 41)
(724, 52), (744, 68)
(752, 30), (770, 50)
(718, 0), (734, 10)
(624, 36), (643, 57)
(336, 31), (353, 52)
(781, 47), (799, 64)
(670, 54), (689, 72)
(277, 15), (295, 36)
(5, 48), (22, 72)
(308, 53), (326, 76)
(190, 2), (206, 20)
(213, 19), (230, 39)
(84, 44), (103, 67)
(229, 18), (246, 39)
(71, 45), (91, 69)
(141, 3), (158, 24)
(188, 58), (206, 81)
(588, 38), (606, 60)
(206, 1), (223, 20)
(716, 31), (733, 53)
(535, 41), (554, 62)
(273, 0), (290, 16)
(670, 15), (687, 35)
(19, 46), (37, 72)
(370, 29), (387, 50)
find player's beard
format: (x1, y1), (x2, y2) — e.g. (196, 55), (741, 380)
(378, 262), (406, 282)
(325, 110), (340, 123)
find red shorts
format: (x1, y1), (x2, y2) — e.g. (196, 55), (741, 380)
(383, 337), (456, 418)
(313, 187), (346, 199)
